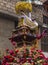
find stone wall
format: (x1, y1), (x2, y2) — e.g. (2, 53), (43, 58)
(32, 6), (43, 22)
(0, 0), (20, 15)
(0, 18), (14, 51)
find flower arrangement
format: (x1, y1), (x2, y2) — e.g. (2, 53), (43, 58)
(15, 1), (32, 14)
(2, 46), (48, 65)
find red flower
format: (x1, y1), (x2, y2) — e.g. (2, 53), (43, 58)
(12, 53), (16, 57)
(30, 48), (35, 52)
(39, 55), (45, 59)
(9, 57), (14, 62)
(9, 37), (13, 42)
(6, 48), (9, 52)
(5, 62), (9, 65)
(37, 34), (42, 39)
(4, 55), (11, 59)
(4, 55), (14, 62)
(9, 50), (14, 55)
(15, 49), (19, 53)
(12, 41), (16, 46)
(36, 50), (42, 52)
(45, 58), (48, 60)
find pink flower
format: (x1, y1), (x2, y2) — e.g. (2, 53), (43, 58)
(5, 62), (9, 65)
(45, 58), (48, 60)
(9, 50), (14, 55)
(12, 41), (16, 46)
(43, 63), (47, 65)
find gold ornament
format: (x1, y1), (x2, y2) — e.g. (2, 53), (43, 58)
(15, 1), (32, 14)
